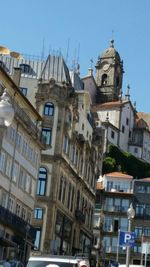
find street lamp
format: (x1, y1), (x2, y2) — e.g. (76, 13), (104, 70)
(126, 203), (135, 267)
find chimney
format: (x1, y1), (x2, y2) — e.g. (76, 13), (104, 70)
(13, 67), (21, 87)
(87, 68), (93, 76)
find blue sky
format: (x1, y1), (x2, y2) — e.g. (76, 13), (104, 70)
(1, 0), (150, 112)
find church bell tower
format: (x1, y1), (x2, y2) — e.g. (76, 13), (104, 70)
(95, 40), (124, 103)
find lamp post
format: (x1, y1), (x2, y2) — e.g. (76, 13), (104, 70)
(126, 203), (135, 267)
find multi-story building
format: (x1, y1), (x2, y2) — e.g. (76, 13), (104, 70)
(33, 58), (103, 254)
(133, 178), (150, 266)
(94, 174), (150, 266)
(94, 172), (134, 265)
(0, 51), (104, 255)
(0, 66), (44, 260)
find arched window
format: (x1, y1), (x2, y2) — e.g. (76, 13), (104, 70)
(37, 167), (47, 195)
(101, 74), (108, 85)
(44, 102), (54, 116)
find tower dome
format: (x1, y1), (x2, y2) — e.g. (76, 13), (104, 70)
(100, 40), (121, 62)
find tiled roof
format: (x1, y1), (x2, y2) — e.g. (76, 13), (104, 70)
(92, 100), (126, 111)
(137, 112), (150, 131)
(139, 178), (150, 181)
(105, 172), (133, 179)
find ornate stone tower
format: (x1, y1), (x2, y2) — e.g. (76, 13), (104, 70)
(95, 40), (124, 103)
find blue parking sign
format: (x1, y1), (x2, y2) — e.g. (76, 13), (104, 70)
(119, 231), (135, 247)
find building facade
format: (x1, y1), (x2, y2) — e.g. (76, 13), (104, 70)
(0, 66), (44, 260)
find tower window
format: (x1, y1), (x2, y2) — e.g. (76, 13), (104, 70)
(101, 74), (108, 85)
(44, 102), (54, 116)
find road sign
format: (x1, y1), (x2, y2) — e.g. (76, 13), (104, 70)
(119, 231), (135, 247)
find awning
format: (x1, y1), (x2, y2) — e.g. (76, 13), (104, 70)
(0, 237), (17, 247)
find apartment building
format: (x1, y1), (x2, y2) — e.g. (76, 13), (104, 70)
(0, 66), (44, 260)
(94, 172), (134, 265)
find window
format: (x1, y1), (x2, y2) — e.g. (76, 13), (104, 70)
(12, 162), (19, 182)
(122, 125), (125, 133)
(67, 182), (71, 209)
(37, 167), (47, 196)
(25, 174), (31, 193)
(144, 227), (150, 236)
(44, 102), (54, 116)
(103, 236), (111, 253)
(34, 208), (43, 219)
(135, 227), (142, 237)
(120, 218), (128, 231)
(0, 151), (6, 172)
(63, 136), (68, 153)
(137, 185), (145, 193)
(20, 87), (27, 96)
(134, 147), (138, 154)
(121, 199), (129, 212)
(112, 237), (118, 252)
(5, 156), (12, 178)
(101, 74), (108, 85)
(111, 130), (115, 139)
(20, 64), (36, 75)
(114, 219), (119, 232)
(136, 204), (144, 216)
(16, 203), (21, 216)
(19, 169), (26, 190)
(58, 176), (63, 201)
(126, 118), (129, 125)
(16, 132), (22, 150)
(62, 179), (66, 204)
(71, 146), (75, 163)
(8, 197), (14, 212)
(145, 205), (150, 215)
(1, 192), (7, 208)
(34, 228), (41, 250)
(70, 186), (74, 212)
(42, 128), (52, 145)
(21, 207), (26, 220)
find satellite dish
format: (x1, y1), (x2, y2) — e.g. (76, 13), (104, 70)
(0, 46), (10, 55)
(10, 51), (22, 59)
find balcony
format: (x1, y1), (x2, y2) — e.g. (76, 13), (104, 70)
(75, 209), (85, 224)
(0, 205), (35, 239)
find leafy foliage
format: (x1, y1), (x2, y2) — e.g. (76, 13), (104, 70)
(102, 144), (150, 179)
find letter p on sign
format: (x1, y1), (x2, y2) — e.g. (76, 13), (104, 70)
(124, 233), (131, 243)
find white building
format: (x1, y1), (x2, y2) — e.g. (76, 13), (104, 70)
(0, 65), (44, 260)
